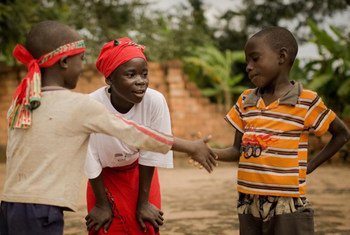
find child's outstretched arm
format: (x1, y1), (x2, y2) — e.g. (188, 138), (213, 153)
(85, 175), (113, 233)
(307, 116), (350, 174)
(213, 130), (242, 162)
(171, 136), (218, 173)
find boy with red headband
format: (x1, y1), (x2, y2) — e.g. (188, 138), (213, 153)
(84, 37), (172, 234)
(0, 21), (217, 235)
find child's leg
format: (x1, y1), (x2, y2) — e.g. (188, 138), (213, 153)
(0, 202), (64, 235)
(264, 208), (314, 235)
(238, 213), (263, 235)
(0, 202), (8, 235)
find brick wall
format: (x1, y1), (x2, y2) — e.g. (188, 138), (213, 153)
(0, 62), (234, 150)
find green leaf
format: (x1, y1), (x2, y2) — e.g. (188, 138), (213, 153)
(306, 74), (332, 90)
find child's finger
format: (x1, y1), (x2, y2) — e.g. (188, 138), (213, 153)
(200, 161), (212, 173)
(137, 217), (146, 232)
(156, 217), (164, 225)
(94, 222), (103, 232)
(87, 220), (97, 231)
(150, 220), (160, 233)
(202, 135), (212, 143)
(208, 150), (218, 166)
(104, 219), (113, 233)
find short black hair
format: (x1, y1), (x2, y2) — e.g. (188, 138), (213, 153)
(252, 26), (298, 65)
(25, 21), (81, 59)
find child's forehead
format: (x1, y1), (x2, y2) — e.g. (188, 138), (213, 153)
(244, 36), (270, 53)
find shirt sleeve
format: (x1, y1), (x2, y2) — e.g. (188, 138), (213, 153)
(304, 95), (336, 136)
(81, 97), (174, 154)
(138, 94), (174, 168)
(225, 93), (245, 133)
(84, 134), (103, 179)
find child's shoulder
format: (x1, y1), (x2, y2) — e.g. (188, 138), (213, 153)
(239, 88), (257, 101)
(242, 88), (256, 96)
(299, 87), (319, 101)
(145, 88), (166, 100)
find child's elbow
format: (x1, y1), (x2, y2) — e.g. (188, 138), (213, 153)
(344, 129), (350, 143)
(340, 126), (350, 144)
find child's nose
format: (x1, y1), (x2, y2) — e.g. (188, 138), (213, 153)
(246, 63), (253, 73)
(135, 75), (147, 85)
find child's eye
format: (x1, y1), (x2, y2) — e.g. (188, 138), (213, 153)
(142, 72), (148, 78)
(126, 73), (135, 78)
(252, 55), (259, 62)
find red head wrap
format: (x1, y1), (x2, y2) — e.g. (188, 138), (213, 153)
(8, 40), (86, 129)
(96, 37), (146, 78)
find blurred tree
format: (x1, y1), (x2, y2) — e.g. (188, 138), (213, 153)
(133, 0), (214, 61)
(184, 46), (246, 111)
(0, 0), (217, 64)
(303, 20), (350, 117)
(0, 0), (147, 64)
(0, 0), (71, 64)
(214, 0), (350, 52)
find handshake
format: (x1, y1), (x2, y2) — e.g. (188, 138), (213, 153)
(183, 133), (219, 173)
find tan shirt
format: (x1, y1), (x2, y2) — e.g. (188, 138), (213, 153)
(1, 90), (173, 211)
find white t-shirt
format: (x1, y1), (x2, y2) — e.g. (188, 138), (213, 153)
(85, 87), (174, 179)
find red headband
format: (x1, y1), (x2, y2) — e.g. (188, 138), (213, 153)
(8, 40), (86, 128)
(96, 37), (146, 78)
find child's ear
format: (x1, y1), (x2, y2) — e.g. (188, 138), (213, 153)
(105, 77), (112, 85)
(59, 56), (69, 69)
(279, 47), (288, 64)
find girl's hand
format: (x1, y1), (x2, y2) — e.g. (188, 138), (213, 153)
(136, 202), (164, 233)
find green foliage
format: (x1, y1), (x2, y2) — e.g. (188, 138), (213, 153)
(240, 0), (349, 30)
(133, 0), (214, 61)
(0, 0), (216, 64)
(303, 20), (350, 117)
(214, 0), (350, 51)
(0, 0), (71, 64)
(184, 46), (246, 111)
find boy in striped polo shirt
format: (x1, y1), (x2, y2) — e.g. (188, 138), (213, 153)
(215, 26), (350, 234)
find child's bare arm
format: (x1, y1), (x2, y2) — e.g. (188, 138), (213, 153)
(136, 165), (163, 233)
(213, 130), (242, 162)
(307, 116), (350, 174)
(171, 136), (217, 173)
(85, 175), (113, 233)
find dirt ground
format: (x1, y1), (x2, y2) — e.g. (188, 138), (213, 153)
(1, 160), (350, 235)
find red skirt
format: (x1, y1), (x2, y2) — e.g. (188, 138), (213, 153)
(86, 161), (161, 235)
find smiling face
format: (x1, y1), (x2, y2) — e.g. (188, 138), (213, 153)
(108, 57), (149, 113)
(244, 36), (281, 89)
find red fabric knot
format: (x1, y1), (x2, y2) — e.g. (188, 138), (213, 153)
(8, 40), (86, 129)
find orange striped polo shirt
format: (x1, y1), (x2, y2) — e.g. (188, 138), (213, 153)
(225, 82), (336, 197)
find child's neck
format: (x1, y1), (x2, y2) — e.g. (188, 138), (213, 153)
(260, 78), (293, 106)
(41, 69), (65, 88)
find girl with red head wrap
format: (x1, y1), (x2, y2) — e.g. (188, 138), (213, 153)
(85, 37), (172, 235)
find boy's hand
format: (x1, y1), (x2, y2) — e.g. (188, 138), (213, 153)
(136, 201), (164, 233)
(85, 204), (113, 234)
(189, 135), (218, 173)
